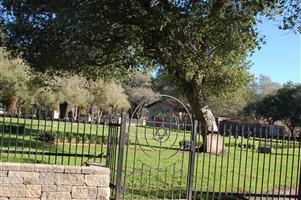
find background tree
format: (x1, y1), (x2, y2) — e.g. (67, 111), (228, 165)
(124, 72), (158, 117)
(257, 74), (282, 96)
(244, 83), (301, 134)
(89, 80), (130, 119)
(103, 82), (130, 116)
(277, 0), (301, 32)
(0, 1), (283, 142)
(48, 74), (92, 119)
(0, 48), (31, 113)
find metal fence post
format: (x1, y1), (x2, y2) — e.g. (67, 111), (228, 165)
(187, 120), (198, 200)
(115, 113), (127, 200)
(299, 148), (301, 200)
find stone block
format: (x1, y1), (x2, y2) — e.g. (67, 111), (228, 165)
(64, 166), (82, 174)
(21, 163), (35, 172)
(94, 167), (110, 175)
(0, 176), (23, 184)
(41, 192), (71, 200)
(10, 198), (39, 200)
(81, 166), (96, 174)
(2, 163), (22, 171)
(0, 184), (26, 197)
(40, 173), (56, 185)
(35, 164), (56, 173)
(55, 174), (84, 186)
(57, 186), (72, 192)
(53, 165), (65, 173)
(97, 187), (110, 200)
(85, 175), (109, 187)
(23, 176), (40, 185)
(8, 171), (39, 178)
(81, 166), (110, 175)
(25, 185), (41, 198)
(71, 186), (97, 199)
(0, 171), (8, 177)
(41, 185), (57, 192)
(206, 134), (224, 154)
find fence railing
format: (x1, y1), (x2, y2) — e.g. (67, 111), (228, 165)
(1, 111), (300, 200)
(192, 123), (301, 200)
(0, 111), (120, 166)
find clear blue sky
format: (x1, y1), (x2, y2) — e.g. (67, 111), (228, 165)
(249, 17), (301, 84)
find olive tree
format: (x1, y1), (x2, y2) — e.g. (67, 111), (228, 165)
(0, 1), (285, 141)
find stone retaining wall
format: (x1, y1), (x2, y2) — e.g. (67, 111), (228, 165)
(0, 163), (110, 200)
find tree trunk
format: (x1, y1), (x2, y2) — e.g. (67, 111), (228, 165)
(5, 97), (17, 115)
(59, 102), (68, 119)
(183, 79), (218, 152)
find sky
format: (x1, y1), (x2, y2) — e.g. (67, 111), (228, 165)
(249, 17), (301, 84)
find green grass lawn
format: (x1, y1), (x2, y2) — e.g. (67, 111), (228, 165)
(0, 117), (300, 199)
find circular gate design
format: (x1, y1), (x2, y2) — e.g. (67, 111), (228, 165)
(130, 95), (193, 160)
(123, 95), (194, 199)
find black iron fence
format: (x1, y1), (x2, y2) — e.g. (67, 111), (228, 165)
(192, 123), (301, 200)
(0, 108), (301, 200)
(0, 111), (120, 166)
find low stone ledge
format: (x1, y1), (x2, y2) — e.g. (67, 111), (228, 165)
(0, 162), (110, 200)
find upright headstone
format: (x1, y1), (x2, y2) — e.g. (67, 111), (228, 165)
(206, 134), (224, 154)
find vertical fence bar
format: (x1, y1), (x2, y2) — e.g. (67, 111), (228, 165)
(193, 122), (201, 200)
(212, 125), (220, 200)
(243, 125), (250, 196)
(225, 124), (232, 196)
(7, 115), (12, 161)
(266, 125), (274, 199)
(187, 120), (197, 200)
(248, 125), (256, 198)
(0, 110), (6, 161)
(218, 124), (226, 199)
(205, 129), (214, 200)
(237, 124), (244, 194)
(13, 112), (20, 161)
(48, 114), (54, 164)
(115, 114), (126, 200)
(21, 111), (27, 162)
(254, 126), (262, 197)
(260, 126), (268, 199)
(34, 110), (41, 163)
(61, 117), (67, 165)
(278, 128), (286, 199)
(41, 110), (48, 163)
(68, 117), (74, 165)
(272, 127), (280, 198)
(54, 118), (60, 164)
(299, 152), (301, 200)
(230, 124), (238, 196)
(28, 113), (34, 161)
(289, 134), (296, 199)
(284, 134), (291, 199)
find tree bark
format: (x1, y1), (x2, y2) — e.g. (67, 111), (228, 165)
(4, 97), (17, 115)
(183, 80), (218, 152)
(59, 102), (68, 119)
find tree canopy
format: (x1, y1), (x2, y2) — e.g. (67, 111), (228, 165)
(244, 83), (301, 133)
(0, 0), (292, 136)
(0, 48), (31, 112)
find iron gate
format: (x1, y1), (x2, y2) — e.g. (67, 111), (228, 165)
(107, 95), (301, 200)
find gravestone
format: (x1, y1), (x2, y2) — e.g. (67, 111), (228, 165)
(206, 134), (224, 154)
(257, 146), (273, 154)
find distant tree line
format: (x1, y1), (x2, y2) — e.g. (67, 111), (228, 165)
(0, 48), (157, 119)
(244, 82), (301, 134)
